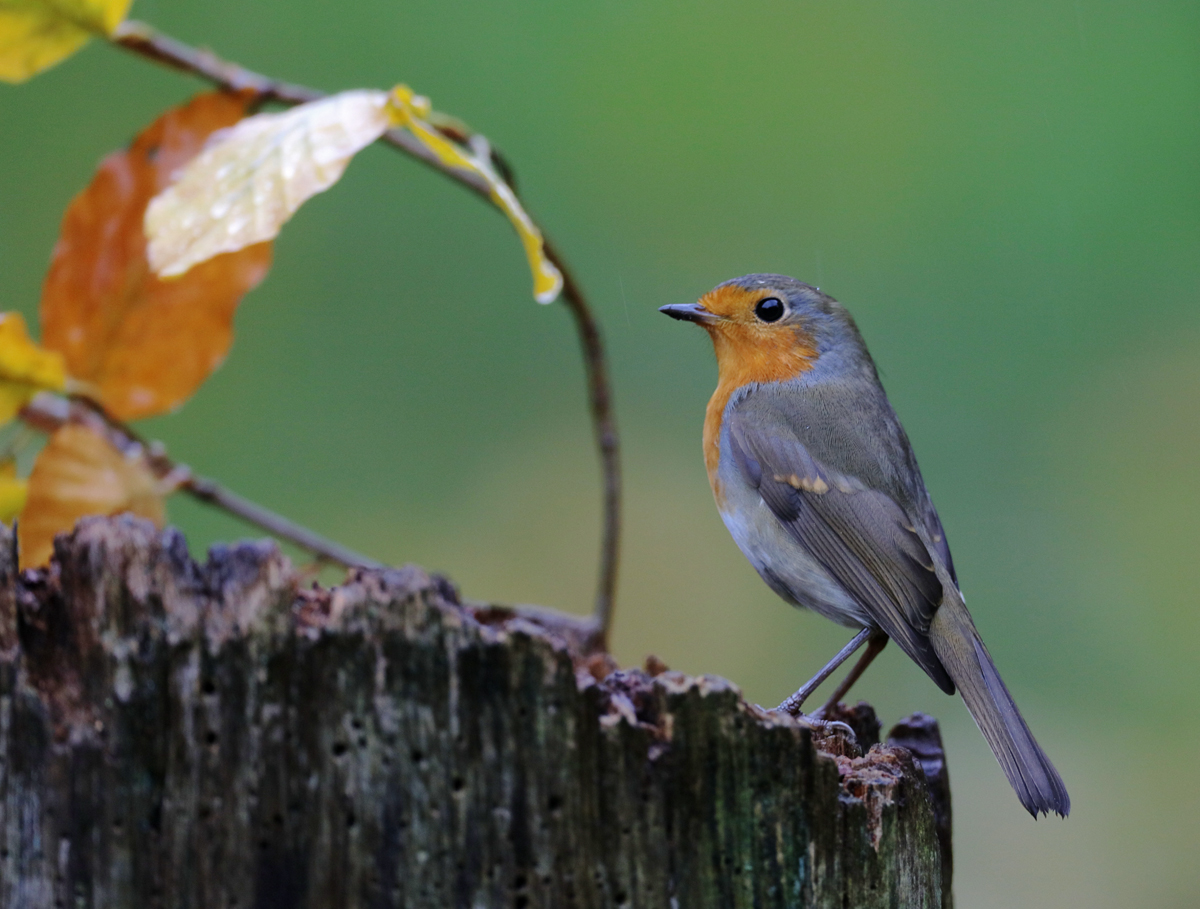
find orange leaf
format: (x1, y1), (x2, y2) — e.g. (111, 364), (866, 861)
(40, 90), (272, 420)
(17, 423), (165, 568)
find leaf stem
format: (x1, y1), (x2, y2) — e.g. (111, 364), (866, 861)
(110, 20), (621, 650)
(20, 395), (381, 570)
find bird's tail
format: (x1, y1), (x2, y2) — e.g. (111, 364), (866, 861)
(928, 596), (1070, 818)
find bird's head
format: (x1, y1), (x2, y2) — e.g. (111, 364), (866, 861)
(660, 274), (859, 386)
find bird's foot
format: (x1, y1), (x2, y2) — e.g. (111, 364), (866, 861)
(759, 704), (858, 742)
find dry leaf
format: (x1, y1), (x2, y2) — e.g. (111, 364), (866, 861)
(41, 90), (271, 420)
(18, 423), (164, 567)
(388, 86), (563, 304)
(0, 0), (133, 83)
(146, 84), (563, 304)
(0, 459), (27, 523)
(146, 90), (396, 278)
(0, 311), (66, 424)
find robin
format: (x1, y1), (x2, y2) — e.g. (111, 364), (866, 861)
(661, 274), (1069, 818)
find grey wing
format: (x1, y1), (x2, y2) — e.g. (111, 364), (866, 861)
(727, 413), (956, 695)
(921, 499), (957, 587)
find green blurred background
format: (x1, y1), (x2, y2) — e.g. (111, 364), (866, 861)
(3, 1), (1198, 904)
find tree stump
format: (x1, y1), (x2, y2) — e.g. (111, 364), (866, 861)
(0, 516), (951, 907)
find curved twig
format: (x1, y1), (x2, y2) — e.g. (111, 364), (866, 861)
(109, 21), (620, 649)
(545, 246), (620, 649)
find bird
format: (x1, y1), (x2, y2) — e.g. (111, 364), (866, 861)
(660, 273), (1070, 818)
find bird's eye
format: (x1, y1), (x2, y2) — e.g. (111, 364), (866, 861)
(754, 297), (785, 323)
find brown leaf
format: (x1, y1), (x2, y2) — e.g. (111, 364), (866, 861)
(18, 423), (165, 569)
(40, 90), (272, 420)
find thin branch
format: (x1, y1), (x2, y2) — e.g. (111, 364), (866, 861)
(110, 22), (319, 105)
(111, 21), (494, 200)
(180, 474), (384, 570)
(110, 20), (621, 650)
(20, 395), (381, 571)
(547, 246), (621, 650)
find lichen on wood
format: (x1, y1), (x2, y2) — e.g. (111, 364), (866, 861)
(0, 515), (949, 907)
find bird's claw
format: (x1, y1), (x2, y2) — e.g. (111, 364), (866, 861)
(758, 705), (858, 742)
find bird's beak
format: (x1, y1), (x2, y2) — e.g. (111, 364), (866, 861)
(659, 303), (720, 325)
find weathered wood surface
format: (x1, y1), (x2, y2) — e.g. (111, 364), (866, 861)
(0, 516), (951, 908)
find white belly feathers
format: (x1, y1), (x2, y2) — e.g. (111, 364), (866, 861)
(715, 431), (872, 630)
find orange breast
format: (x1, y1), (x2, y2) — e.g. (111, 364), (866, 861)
(703, 380), (735, 503)
(697, 286), (817, 503)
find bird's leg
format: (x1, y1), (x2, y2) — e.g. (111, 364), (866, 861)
(814, 630), (889, 717)
(776, 627), (872, 716)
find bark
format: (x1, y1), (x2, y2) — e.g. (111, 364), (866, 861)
(0, 516), (951, 908)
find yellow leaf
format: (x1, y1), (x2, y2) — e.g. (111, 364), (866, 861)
(0, 459), (27, 523)
(0, 311), (66, 424)
(0, 0), (134, 83)
(387, 86), (563, 304)
(146, 90), (396, 278)
(17, 422), (165, 568)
